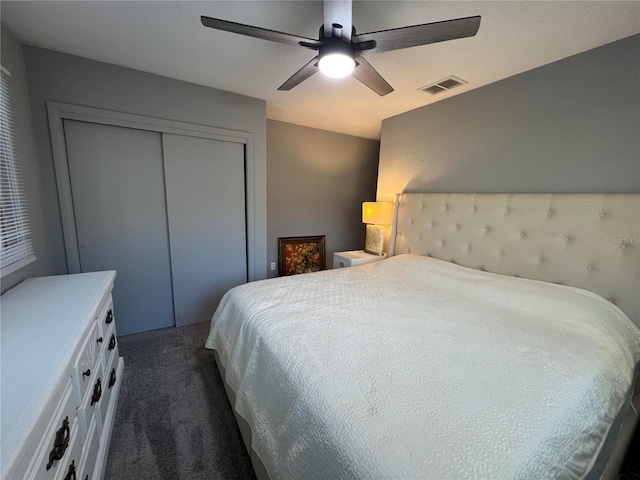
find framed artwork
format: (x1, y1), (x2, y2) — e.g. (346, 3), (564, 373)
(278, 235), (326, 276)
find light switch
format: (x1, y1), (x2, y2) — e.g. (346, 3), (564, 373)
(270, 262), (276, 271)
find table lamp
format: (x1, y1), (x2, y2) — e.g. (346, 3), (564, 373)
(362, 202), (394, 256)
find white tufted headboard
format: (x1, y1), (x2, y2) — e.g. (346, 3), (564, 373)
(389, 193), (640, 327)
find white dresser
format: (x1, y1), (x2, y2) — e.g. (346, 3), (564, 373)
(1, 271), (124, 480)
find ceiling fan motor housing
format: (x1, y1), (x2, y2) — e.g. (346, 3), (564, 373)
(319, 36), (356, 61)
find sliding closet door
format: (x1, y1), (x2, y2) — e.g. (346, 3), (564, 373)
(64, 120), (175, 335)
(162, 134), (247, 326)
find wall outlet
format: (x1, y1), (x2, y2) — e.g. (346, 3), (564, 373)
(270, 262), (276, 271)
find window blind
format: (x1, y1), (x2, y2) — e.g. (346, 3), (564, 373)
(0, 66), (35, 276)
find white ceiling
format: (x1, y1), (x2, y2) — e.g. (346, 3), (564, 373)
(2, 1), (639, 139)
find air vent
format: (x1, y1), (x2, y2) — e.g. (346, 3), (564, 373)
(420, 75), (468, 95)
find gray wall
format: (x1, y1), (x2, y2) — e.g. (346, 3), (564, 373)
(0, 25), (53, 292)
(21, 45), (268, 281)
(267, 120), (379, 277)
(377, 34), (640, 202)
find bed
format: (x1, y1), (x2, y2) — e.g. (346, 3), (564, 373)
(205, 193), (640, 479)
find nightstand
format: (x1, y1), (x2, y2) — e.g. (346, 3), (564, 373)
(333, 250), (387, 268)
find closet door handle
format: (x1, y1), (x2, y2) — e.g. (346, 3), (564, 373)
(91, 378), (102, 406)
(82, 369), (91, 378)
(46, 416), (70, 470)
(97, 337), (103, 343)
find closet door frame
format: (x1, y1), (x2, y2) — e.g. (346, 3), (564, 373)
(47, 101), (258, 281)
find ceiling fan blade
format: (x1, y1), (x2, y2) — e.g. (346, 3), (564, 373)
(201, 16), (322, 50)
(323, 0), (352, 41)
(351, 57), (394, 96)
(352, 16), (481, 54)
(278, 56), (320, 91)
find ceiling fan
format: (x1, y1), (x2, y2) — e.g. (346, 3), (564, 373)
(201, 1), (480, 96)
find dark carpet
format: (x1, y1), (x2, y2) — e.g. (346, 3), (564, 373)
(105, 321), (640, 480)
(104, 321), (256, 480)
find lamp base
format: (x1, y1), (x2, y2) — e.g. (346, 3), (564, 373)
(364, 224), (385, 256)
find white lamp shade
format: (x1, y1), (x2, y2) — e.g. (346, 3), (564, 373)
(318, 53), (355, 78)
(362, 202), (393, 225)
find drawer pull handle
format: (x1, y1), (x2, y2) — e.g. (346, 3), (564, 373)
(97, 336), (103, 343)
(108, 334), (117, 351)
(82, 369), (91, 378)
(109, 367), (117, 388)
(46, 416), (70, 470)
(91, 378), (102, 406)
(105, 309), (113, 325)
(63, 460), (76, 480)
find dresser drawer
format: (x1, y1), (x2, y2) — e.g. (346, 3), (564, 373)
(99, 302), (115, 337)
(94, 295), (112, 335)
(53, 421), (82, 480)
(27, 382), (79, 480)
(78, 416), (100, 480)
(78, 357), (104, 441)
(99, 355), (120, 431)
(101, 322), (119, 376)
(73, 322), (101, 403)
(333, 251), (386, 268)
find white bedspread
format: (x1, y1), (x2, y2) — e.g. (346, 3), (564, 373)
(205, 254), (640, 479)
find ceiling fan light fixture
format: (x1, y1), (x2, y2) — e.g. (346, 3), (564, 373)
(318, 52), (355, 78)
(201, 5), (481, 95)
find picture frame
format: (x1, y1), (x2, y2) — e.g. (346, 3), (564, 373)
(278, 235), (326, 276)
